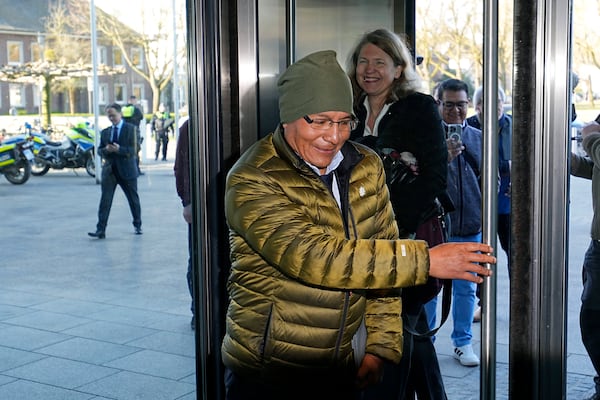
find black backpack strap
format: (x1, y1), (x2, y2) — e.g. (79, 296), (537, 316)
(403, 213), (452, 338)
(403, 278), (452, 338)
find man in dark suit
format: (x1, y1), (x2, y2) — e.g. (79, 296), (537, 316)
(88, 103), (142, 239)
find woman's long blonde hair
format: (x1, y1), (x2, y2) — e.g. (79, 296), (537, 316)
(347, 28), (422, 104)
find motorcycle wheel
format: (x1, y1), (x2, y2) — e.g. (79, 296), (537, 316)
(85, 156), (95, 177)
(31, 159), (50, 176)
(4, 162), (32, 185)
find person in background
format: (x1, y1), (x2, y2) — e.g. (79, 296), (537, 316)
(221, 50), (495, 400)
(151, 103), (173, 161)
(88, 103), (142, 239)
(122, 95), (145, 175)
(466, 86), (512, 322)
(571, 120), (600, 400)
(425, 79), (482, 367)
(174, 118), (195, 330)
(348, 28), (450, 399)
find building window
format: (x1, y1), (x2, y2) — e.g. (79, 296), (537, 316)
(131, 47), (143, 68)
(113, 48), (123, 66)
(9, 84), (24, 107)
(98, 46), (108, 65)
(132, 85), (144, 102)
(99, 84), (108, 105)
(7, 41), (24, 65)
(31, 42), (43, 62)
(114, 84), (126, 103)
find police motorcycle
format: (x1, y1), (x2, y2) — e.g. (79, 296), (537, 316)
(0, 135), (34, 184)
(31, 122), (96, 177)
(2, 122), (48, 156)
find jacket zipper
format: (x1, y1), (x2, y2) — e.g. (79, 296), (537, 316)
(334, 177), (354, 359)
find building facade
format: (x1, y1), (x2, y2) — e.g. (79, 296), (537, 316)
(0, 0), (152, 117)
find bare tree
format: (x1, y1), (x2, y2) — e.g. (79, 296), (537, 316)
(572, 0), (600, 106)
(67, 0), (177, 113)
(44, 2), (90, 114)
(416, 2), (482, 91)
(415, 0), (514, 98)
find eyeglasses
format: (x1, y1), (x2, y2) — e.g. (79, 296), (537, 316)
(441, 101), (469, 110)
(303, 115), (358, 132)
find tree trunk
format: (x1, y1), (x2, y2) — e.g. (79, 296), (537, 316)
(43, 76), (52, 127)
(68, 86), (76, 114)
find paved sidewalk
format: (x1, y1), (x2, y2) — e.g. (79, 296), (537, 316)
(0, 160), (597, 399)
(0, 161), (195, 400)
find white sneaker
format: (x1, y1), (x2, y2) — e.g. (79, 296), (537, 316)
(473, 306), (482, 322)
(453, 344), (480, 367)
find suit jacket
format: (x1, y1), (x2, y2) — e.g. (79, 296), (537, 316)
(99, 122), (138, 180)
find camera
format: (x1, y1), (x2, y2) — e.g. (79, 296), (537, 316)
(447, 124), (462, 142)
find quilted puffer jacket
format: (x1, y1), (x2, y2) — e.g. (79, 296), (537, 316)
(221, 125), (430, 384)
(571, 132), (600, 241)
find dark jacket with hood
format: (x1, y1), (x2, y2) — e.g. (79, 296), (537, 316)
(466, 113), (512, 214)
(445, 122), (482, 237)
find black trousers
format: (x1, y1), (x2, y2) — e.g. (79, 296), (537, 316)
(97, 167), (141, 231)
(362, 303), (447, 400)
(224, 368), (359, 400)
(155, 133), (169, 160)
(497, 213), (511, 276)
(581, 240), (600, 395)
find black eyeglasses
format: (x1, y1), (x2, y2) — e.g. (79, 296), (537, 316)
(303, 115), (358, 132)
(441, 101), (469, 110)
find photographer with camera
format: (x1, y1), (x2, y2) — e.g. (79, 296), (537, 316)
(425, 78), (483, 367)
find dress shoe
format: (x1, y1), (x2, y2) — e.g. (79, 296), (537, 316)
(134, 227), (143, 235)
(88, 231), (105, 239)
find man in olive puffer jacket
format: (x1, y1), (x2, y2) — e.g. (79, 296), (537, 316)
(221, 50), (495, 400)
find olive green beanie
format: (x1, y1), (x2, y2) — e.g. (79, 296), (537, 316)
(277, 50), (353, 123)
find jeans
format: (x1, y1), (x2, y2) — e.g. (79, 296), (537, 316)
(581, 240), (600, 394)
(425, 232), (481, 347)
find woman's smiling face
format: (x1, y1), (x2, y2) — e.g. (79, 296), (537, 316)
(355, 43), (402, 98)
